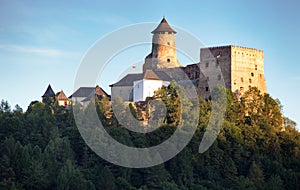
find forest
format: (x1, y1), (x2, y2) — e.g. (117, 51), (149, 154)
(0, 85), (299, 190)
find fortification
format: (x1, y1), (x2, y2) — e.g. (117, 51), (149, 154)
(143, 18), (181, 72)
(198, 45), (266, 99)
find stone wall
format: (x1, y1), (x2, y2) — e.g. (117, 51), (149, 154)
(143, 32), (181, 72)
(194, 45), (266, 99)
(231, 46), (266, 95)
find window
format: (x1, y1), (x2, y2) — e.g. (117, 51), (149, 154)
(251, 72), (254, 77)
(167, 42), (170, 45)
(167, 58), (170, 63)
(255, 65), (258, 70)
(206, 62), (209, 68)
(240, 87), (244, 91)
(218, 74), (221, 80)
(206, 87), (209, 91)
(241, 77), (244, 82)
(249, 78), (252, 83)
(234, 80), (237, 85)
(206, 76), (209, 81)
(249, 85), (251, 89)
(168, 32), (172, 34)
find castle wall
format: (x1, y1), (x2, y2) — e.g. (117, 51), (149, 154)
(196, 46), (266, 98)
(111, 86), (133, 102)
(199, 46), (232, 99)
(231, 46), (266, 95)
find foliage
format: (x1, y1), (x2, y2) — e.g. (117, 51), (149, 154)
(0, 86), (299, 189)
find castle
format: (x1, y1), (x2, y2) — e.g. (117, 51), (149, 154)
(42, 18), (267, 106)
(110, 18), (266, 102)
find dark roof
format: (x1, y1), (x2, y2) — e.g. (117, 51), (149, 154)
(69, 85), (110, 100)
(110, 70), (173, 87)
(69, 87), (94, 98)
(81, 86), (110, 102)
(143, 70), (160, 80)
(42, 84), (55, 98)
(152, 18), (176, 34)
(110, 73), (143, 87)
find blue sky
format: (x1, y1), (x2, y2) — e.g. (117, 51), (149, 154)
(0, 0), (299, 128)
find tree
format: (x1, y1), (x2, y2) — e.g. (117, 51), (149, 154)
(95, 166), (116, 190)
(57, 160), (88, 190)
(248, 161), (265, 190)
(265, 175), (283, 190)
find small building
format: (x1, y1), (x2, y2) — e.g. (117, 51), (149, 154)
(69, 85), (110, 106)
(56, 90), (71, 108)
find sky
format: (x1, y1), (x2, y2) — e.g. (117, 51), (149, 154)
(0, 0), (299, 128)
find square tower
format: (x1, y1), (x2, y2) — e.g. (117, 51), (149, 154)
(199, 45), (266, 98)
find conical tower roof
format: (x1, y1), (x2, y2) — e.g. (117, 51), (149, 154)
(151, 17), (176, 34)
(42, 84), (55, 98)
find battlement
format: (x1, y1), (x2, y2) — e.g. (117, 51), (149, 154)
(201, 45), (263, 52)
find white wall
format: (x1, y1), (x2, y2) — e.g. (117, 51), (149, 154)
(133, 79), (170, 102)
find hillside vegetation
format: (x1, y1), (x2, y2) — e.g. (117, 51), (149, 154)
(0, 86), (299, 189)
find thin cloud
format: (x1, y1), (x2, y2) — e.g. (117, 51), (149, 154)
(0, 44), (64, 56)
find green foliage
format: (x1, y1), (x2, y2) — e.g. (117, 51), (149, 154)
(0, 86), (299, 189)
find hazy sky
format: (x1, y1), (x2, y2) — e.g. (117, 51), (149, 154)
(0, 0), (299, 128)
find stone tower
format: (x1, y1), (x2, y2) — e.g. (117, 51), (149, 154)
(198, 45), (266, 99)
(143, 18), (181, 72)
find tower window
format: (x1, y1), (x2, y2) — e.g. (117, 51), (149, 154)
(249, 78), (252, 83)
(249, 85), (251, 89)
(241, 77), (244, 82)
(251, 72), (254, 77)
(167, 59), (170, 63)
(255, 65), (258, 70)
(206, 62), (209, 67)
(206, 87), (209, 91)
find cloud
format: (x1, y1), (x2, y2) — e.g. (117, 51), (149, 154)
(0, 44), (65, 56)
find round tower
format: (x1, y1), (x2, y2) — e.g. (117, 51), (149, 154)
(143, 18), (181, 72)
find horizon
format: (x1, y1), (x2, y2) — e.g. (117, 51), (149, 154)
(0, 0), (299, 129)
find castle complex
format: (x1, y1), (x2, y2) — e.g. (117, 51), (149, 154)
(110, 18), (267, 101)
(43, 18), (267, 106)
